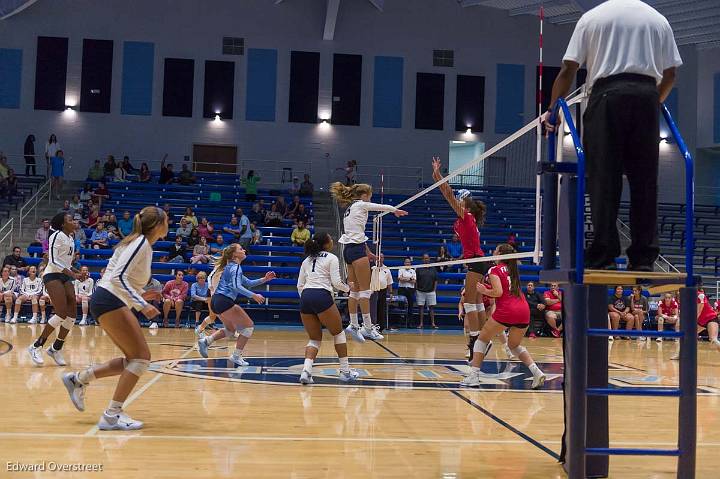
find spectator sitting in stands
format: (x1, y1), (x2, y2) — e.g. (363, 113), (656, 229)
(250, 222), (262, 245)
(92, 181), (110, 208)
(197, 217), (213, 240)
(187, 228), (200, 248)
(629, 285), (649, 342)
(73, 217), (86, 250)
(159, 154), (175, 184)
(57, 200), (71, 215)
(190, 271), (210, 325)
(90, 222), (109, 249)
(289, 176), (301, 195)
(291, 220), (310, 246)
(436, 245), (451, 273)
(1, 266), (16, 321)
(525, 281), (545, 338)
(178, 164), (196, 185)
(608, 285), (635, 340)
(265, 203), (283, 227)
(299, 174), (314, 197)
(121, 155), (137, 173)
(9, 265), (23, 285)
(176, 218), (193, 239)
(274, 195), (288, 216)
(167, 235), (187, 263)
(222, 216), (242, 242)
(5, 169), (17, 198)
(118, 210), (133, 238)
(87, 160), (103, 181)
(258, 198), (267, 215)
(295, 204), (310, 225)
(79, 184), (93, 202)
(286, 195), (302, 219)
(544, 282), (563, 337)
(139, 162), (151, 183)
(113, 163), (128, 182)
(183, 207), (198, 228)
(656, 292), (679, 342)
(162, 203), (172, 218)
(86, 203), (99, 228)
(210, 234), (225, 254)
(448, 233), (462, 258)
(31, 219), (50, 248)
(191, 236), (211, 264)
(162, 271), (188, 328)
(103, 155), (117, 177)
(13, 265), (41, 323)
(3, 246), (28, 274)
(248, 202), (265, 226)
(71, 252), (82, 270)
(69, 195), (83, 216)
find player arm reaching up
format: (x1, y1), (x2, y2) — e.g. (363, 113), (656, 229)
(432, 157), (463, 218)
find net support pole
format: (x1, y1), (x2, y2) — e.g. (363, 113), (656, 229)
(564, 282), (588, 479)
(677, 286), (697, 478)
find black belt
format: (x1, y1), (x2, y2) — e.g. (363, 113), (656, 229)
(593, 73), (656, 89)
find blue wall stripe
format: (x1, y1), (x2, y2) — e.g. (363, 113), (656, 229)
(373, 56), (403, 128)
(0, 48), (22, 109)
(246, 48), (277, 122)
(714, 73), (720, 144)
(495, 63), (525, 134)
(121, 41), (154, 115)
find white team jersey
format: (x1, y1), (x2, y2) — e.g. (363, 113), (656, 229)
(75, 277), (95, 296)
(339, 200), (397, 244)
(44, 230), (75, 275)
(297, 252), (349, 294)
(0, 277), (17, 293)
(19, 277), (42, 296)
(97, 235), (153, 311)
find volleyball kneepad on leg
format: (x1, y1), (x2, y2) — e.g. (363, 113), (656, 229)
(239, 327), (254, 338)
(358, 290), (373, 300)
(474, 303), (486, 312)
(62, 317), (76, 330)
(333, 331), (347, 345)
(125, 359), (150, 377)
(349, 291), (360, 300)
(48, 314), (63, 328)
(510, 345), (527, 357)
(472, 338), (489, 353)
(463, 303), (477, 313)
(306, 339), (321, 350)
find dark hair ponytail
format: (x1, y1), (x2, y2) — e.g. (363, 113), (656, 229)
(464, 198), (486, 227)
(305, 232), (332, 257)
(50, 212), (67, 232)
(496, 243), (520, 297)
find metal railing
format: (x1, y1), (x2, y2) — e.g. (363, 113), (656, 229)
(0, 218), (14, 257)
(616, 218), (680, 274)
(19, 178), (52, 232)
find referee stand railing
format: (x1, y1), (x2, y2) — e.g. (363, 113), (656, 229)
(540, 98), (697, 479)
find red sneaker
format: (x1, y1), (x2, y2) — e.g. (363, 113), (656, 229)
(529, 332), (536, 338)
(551, 328), (561, 338)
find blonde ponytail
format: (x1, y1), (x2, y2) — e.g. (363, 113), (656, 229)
(118, 206), (167, 248)
(210, 244), (237, 278)
(330, 182), (372, 207)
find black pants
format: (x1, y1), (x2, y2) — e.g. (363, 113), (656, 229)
(370, 291), (388, 331)
(25, 156), (36, 176)
(398, 287), (414, 322)
(583, 73), (660, 268)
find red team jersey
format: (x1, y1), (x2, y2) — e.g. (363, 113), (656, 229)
(454, 211), (484, 259)
(481, 279), (493, 309)
(697, 291), (717, 327)
(487, 263), (529, 326)
(659, 300), (678, 317)
(543, 290), (562, 311)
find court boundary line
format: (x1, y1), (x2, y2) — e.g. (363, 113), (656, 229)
(83, 343), (197, 436)
(373, 340), (561, 461)
(0, 338), (13, 356)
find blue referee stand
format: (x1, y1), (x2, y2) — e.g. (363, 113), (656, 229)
(539, 98), (697, 478)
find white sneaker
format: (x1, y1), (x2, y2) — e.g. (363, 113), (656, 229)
(503, 344), (515, 360)
(149, 322), (158, 329)
(656, 337), (663, 343)
(461, 371), (481, 387)
(46, 347), (67, 366)
(299, 370), (314, 385)
(79, 318), (87, 326)
(345, 325), (366, 343)
(636, 336), (645, 342)
(197, 338), (209, 358)
(712, 339), (720, 352)
(339, 369), (360, 382)
(97, 411), (143, 431)
(27, 345), (44, 365)
(361, 325), (384, 340)
(608, 336), (614, 342)
(61, 372), (86, 411)
(40, 317), (46, 324)
(230, 354), (249, 367)
(531, 373), (546, 389)
(10, 316), (17, 324)
(28, 317), (37, 324)
(4, 316), (10, 323)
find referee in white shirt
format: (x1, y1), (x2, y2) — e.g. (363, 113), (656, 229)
(545, 0), (682, 271)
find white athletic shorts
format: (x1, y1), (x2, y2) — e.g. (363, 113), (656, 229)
(416, 291), (437, 307)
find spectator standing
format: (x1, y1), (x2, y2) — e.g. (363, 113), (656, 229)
(291, 220), (310, 246)
(139, 162), (151, 183)
(44, 133), (60, 175)
(50, 150), (65, 200)
(608, 285), (635, 340)
(162, 271), (189, 328)
(236, 209), (252, 249)
(87, 160), (104, 181)
(178, 164), (196, 185)
(183, 207), (198, 228)
(289, 176), (301, 195)
(190, 272), (210, 325)
(191, 236), (211, 264)
(369, 254), (394, 332)
(630, 285), (649, 341)
(176, 218), (193, 239)
(447, 233), (462, 259)
(656, 292), (679, 342)
(3, 246), (28, 274)
(299, 174), (314, 197)
(243, 170), (260, 201)
(167, 235), (187, 263)
(117, 211), (133, 238)
(415, 254), (439, 329)
(543, 282), (563, 337)
(74, 266), (94, 325)
(24, 134), (36, 176)
(524, 281), (546, 338)
(397, 258), (417, 322)
(159, 154), (175, 184)
(90, 222), (109, 249)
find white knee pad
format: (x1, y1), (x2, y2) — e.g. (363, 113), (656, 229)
(125, 359), (150, 377)
(472, 338), (489, 353)
(358, 290), (373, 299)
(511, 345), (527, 357)
(31, 297), (38, 305)
(62, 316), (76, 330)
(349, 291), (360, 300)
(239, 327), (254, 338)
(48, 314), (63, 328)
(223, 327), (235, 338)
(333, 331), (347, 345)
(475, 303), (486, 312)
(39, 299), (46, 307)
(306, 339), (321, 350)
(463, 303), (477, 313)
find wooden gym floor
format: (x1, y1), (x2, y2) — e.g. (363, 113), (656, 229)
(1, 324), (719, 478)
